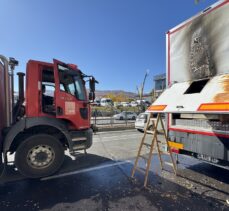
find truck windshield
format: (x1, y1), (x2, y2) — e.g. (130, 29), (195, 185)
(58, 65), (86, 101)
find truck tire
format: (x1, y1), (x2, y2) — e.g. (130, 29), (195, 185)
(15, 134), (64, 178)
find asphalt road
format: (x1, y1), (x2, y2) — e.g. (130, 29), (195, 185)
(0, 130), (228, 210)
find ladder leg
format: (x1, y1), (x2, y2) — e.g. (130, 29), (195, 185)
(143, 114), (160, 187)
(131, 114), (151, 178)
(176, 154), (179, 164)
(143, 135), (156, 187)
(159, 114), (177, 175)
(155, 136), (163, 171)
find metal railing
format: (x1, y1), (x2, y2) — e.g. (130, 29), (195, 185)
(91, 106), (141, 128)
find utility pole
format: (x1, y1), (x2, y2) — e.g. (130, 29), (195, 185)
(136, 69), (149, 112)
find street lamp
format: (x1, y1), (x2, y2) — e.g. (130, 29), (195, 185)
(137, 69), (150, 112)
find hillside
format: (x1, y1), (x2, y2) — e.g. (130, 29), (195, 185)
(95, 90), (137, 99)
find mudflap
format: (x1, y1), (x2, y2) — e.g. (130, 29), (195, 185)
(0, 152), (7, 180)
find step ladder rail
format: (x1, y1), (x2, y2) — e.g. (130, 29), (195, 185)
(149, 117), (156, 131)
(131, 113), (152, 178)
(143, 113), (160, 187)
(159, 114), (177, 174)
(155, 135), (164, 171)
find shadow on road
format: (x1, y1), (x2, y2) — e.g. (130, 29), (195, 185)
(0, 153), (111, 184)
(186, 162), (229, 184)
(0, 153), (227, 211)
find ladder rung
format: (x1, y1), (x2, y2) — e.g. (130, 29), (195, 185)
(146, 130), (154, 134)
(143, 143), (151, 147)
(135, 167), (146, 174)
(139, 155), (148, 160)
(159, 150), (170, 155)
(164, 161), (173, 167)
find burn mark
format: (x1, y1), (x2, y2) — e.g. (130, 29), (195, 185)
(189, 18), (216, 80)
(214, 75), (229, 102)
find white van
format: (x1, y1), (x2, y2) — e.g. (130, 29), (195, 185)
(100, 98), (113, 107)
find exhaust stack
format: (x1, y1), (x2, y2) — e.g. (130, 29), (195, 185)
(17, 72), (25, 103)
(0, 55), (11, 127)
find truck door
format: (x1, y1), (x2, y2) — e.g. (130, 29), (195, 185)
(53, 59), (90, 130)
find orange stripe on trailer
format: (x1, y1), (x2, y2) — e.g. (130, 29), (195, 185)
(147, 105), (167, 111)
(198, 103), (229, 111)
(168, 141), (184, 150)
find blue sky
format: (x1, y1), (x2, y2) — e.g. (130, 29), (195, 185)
(0, 0), (217, 93)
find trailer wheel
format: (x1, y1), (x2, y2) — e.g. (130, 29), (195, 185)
(15, 134), (64, 178)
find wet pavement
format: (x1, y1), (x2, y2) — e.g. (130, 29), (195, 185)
(0, 130), (228, 210)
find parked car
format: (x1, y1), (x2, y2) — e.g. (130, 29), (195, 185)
(135, 112), (164, 132)
(100, 98), (113, 106)
(135, 113), (149, 132)
(144, 100), (151, 107)
(121, 102), (130, 107)
(113, 111), (137, 120)
(91, 99), (100, 106)
(136, 100), (151, 107)
(130, 101), (138, 107)
(113, 102), (121, 107)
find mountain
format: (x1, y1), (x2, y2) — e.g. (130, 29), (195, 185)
(95, 90), (137, 99)
(15, 90), (138, 100)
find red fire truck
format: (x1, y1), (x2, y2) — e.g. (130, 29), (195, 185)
(0, 55), (97, 178)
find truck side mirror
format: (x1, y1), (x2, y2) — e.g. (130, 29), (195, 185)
(89, 92), (95, 101)
(89, 77), (98, 101)
(89, 77), (96, 92)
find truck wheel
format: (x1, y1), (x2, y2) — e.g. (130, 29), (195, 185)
(15, 134), (64, 178)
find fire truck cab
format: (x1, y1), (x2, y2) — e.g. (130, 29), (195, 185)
(0, 56), (97, 178)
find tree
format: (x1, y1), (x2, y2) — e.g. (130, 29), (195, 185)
(103, 92), (129, 102)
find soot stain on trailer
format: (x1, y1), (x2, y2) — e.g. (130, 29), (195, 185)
(214, 75), (229, 103)
(188, 17), (216, 81)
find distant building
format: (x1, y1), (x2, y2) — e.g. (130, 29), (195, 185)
(153, 73), (166, 101)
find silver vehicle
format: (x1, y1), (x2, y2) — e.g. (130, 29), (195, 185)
(135, 112), (164, 132)
(113, 111), (137, 120)
(135, 113), (150, 132)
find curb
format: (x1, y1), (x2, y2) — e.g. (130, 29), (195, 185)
(93, 126), (135, 132)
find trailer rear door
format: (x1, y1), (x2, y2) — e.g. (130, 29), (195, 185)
(148, 74), (229, 114)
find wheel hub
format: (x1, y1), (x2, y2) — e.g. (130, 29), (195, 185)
(27, 145), (55, 169)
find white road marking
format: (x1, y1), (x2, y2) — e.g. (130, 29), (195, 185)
(41, 160), (131, 181)
(93, 137), (140, 143)
(94, 134), (142, 140)
(95, 129), (136, 134)
(93, 134), (145, 143)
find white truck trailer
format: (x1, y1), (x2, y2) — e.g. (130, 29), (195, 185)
(148, 0), (229, 169)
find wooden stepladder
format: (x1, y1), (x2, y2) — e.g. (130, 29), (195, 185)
(131, 113), (177, 187)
